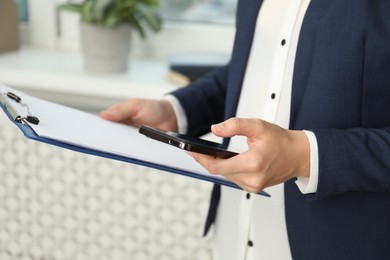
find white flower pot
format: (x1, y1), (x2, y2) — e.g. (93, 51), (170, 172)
(80, 23), (131, 73)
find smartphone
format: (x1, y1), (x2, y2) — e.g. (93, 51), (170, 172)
(139, 125), (238, 159)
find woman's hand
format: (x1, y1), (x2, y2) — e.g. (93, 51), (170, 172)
(188, 118), (310, 193)
(100, 98), (178, 132)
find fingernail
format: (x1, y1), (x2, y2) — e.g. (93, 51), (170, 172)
(212, 123), (224, 132)
(102, 107), (116, 116)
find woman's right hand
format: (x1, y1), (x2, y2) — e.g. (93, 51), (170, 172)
(100, 98), (178, 132)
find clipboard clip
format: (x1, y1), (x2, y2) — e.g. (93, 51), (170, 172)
(2, 91), (40, 125)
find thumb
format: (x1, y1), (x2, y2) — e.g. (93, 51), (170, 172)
(100, 101), (137, 122)
(211, 118), (263, 138)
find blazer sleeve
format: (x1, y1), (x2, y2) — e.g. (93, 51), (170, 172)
(169, 65), (229, 137)
(313, 127), (390, 198)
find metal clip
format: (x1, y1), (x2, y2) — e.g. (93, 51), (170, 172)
(5, 91), (40, 125)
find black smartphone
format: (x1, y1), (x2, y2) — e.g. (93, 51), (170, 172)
(139, 125), (238, 159)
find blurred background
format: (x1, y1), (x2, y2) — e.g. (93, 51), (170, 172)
(0, 0), (236, 259)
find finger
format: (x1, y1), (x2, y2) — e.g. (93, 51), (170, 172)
(223, 174), (265, 193)
(190, 150), (265, 177)
(187, 152), (222, 174)
(190, 153), (266, 192)
(188, 152), (268, 193)
(100, 100), (138, 122)
(211, 118), (265, 139)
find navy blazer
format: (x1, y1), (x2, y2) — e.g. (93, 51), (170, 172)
(171, 0), (390, 259)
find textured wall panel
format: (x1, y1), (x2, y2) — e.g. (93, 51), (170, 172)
(0, 112), (213, 260)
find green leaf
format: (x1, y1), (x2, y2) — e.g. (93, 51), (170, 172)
(81, 1), (94, 23)
(139, 0), (159, 8)
(129, 16), (146, 39)
(60, 0), (162, 38)
(58, 3), (83, 13)
(104, 11), (121, 27)
(93, 0), (113, 23)
(136, 3), (162, 32)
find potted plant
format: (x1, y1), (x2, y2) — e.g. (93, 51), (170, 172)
(60, 0), (162, 72)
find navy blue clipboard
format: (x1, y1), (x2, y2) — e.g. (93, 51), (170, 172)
(0, 90), (270, 197)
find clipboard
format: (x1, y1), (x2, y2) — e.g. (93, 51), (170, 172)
(0, 84), (269, 197)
